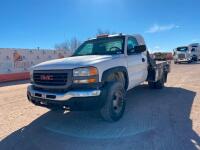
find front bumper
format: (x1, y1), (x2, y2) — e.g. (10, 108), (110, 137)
(27, 85), (101, 101)
(176, 58), (192, 62)
(27, 85), (104, 110)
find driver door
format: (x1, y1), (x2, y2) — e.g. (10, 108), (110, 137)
(126, 37), (147, 89)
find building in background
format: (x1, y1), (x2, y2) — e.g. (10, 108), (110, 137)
(0, 48), (70, 82)
(153, 52), (173, 61)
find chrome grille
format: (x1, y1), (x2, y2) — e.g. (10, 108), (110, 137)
(33, 70), (70, 86)
(178, 54), (185, 59)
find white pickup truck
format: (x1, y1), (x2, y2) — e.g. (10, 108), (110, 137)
(27, 34), (170, 122)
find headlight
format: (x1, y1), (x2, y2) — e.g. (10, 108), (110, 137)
(73, 67), (98, 77)
(73, 67), (98, 84)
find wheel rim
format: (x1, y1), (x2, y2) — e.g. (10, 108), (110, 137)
(112, 90), (124, 114)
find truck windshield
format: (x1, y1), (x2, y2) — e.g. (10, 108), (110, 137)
(177, 47), (188, 52)
(73, 37), (124, 56)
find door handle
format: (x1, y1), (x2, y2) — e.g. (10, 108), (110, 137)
(142, 58), (145, 62)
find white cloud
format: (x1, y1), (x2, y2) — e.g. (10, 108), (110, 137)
(146, 24), (180, 33)
(149, 46), (164, 53)
(192, 39), (199, 43)
(154, 46), (161, 50)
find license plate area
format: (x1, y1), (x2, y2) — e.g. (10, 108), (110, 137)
(34, 92), (56, 100)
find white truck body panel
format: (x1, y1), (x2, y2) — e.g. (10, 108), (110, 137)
(32, 34), (148, 91)
(126, 52), (147, 89)
(189, 43), (200, 60)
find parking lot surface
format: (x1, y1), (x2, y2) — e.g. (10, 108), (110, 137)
(0, 63), (200, 150)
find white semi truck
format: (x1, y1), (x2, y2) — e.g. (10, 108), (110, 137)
(27, 34), (170, 122)
(174, 43), (200, 64)
(189, 43), (200, 61)
(173, 46), (193, 64)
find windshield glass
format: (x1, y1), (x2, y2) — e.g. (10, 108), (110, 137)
(177, 47), (188, 52)
(73, 37), (124, 56)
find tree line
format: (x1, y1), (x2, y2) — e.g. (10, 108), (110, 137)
(54, 29), (115, 54)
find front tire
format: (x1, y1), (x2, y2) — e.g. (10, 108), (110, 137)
(100, 82), (126, 122)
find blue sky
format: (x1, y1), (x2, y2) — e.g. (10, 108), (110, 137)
(0, 0), (199, 52)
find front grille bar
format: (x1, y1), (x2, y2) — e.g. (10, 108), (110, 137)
(33, 70), (72, 87)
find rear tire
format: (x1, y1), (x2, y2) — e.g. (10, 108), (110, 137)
(100, 82), (126, 122)
(148, 74), (165, 89)
(154, 75), (165, 89)
(148, 81), (155, 88)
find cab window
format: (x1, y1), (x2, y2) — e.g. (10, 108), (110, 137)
(127, 37), (138, 55)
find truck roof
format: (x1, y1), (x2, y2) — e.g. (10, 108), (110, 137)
(88, 33), (146, 46)
(189, 43), (200, 47)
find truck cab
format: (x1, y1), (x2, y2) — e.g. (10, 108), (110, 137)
(27, 34), (170, 122)
(173, 46), (192, 64)
(189, 43), (200, 61)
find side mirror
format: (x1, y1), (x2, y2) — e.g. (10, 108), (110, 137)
(134, 45), (147, 53)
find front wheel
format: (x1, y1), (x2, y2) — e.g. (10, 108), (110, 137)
(100, 82), (126, 122)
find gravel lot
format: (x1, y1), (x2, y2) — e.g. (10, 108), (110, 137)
(0, 63), (200, 150)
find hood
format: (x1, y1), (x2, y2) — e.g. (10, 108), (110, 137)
(33, 55), (115, 70)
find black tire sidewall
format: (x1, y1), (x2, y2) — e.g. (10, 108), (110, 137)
(100, 82), (126, 122)
(148, 81), (155, 88)
(155, 74), (165, 89)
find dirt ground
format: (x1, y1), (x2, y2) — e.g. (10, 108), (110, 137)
(0, 63), (200, 150)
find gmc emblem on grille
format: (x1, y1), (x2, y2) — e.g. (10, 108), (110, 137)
(40, 75), (53, 80)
